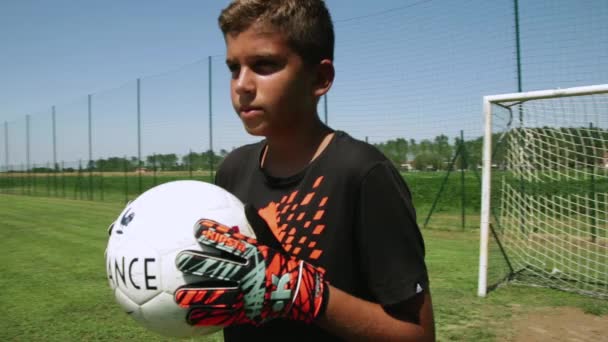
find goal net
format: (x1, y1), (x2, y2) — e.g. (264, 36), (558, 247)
(478, 84), (608, 299)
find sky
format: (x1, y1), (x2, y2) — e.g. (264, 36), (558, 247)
(1, 0), (607, 167)
(0, 0), (409, 121)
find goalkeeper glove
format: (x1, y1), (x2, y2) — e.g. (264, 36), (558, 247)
(174, 218), (328, 327)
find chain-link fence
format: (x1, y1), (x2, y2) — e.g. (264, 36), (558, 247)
(1, 0), (607, 230)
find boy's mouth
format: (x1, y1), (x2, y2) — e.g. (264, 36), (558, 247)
(239, 106), (264, 118)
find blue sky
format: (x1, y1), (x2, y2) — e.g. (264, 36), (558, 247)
(1, 0), (607, 166)
(1, 0), (409, 121)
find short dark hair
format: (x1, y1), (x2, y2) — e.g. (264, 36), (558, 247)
(219, 0), (334, 65)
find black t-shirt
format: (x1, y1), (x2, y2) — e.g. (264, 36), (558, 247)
(215, 131), (429, 341)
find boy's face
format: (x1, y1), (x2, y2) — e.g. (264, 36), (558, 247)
(225, 25), (317, 137)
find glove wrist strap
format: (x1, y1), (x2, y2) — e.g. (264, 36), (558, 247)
(315, 281), (330, 321)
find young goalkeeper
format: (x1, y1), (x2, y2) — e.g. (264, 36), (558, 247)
(176, 0), (435, 340)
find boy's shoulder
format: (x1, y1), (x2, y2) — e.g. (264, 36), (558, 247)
(326, 131), (393, 176)
(217, 140), (264, 177)
(331, 131), (389, 164)
(216, 132), (396, 182)
(224, 140), (264, 161)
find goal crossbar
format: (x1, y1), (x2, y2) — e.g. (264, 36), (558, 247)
(483, 84), (608, 104)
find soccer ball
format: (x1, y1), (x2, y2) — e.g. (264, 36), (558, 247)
(105, 180), (256, 337)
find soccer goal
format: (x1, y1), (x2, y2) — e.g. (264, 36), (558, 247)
(478, 84), (608, 299)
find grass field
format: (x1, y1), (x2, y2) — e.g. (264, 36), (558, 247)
(0, 171), (484, 231)
(1, 194), (607, 341)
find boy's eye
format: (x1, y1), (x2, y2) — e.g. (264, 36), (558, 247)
(252, 60), (280, 75)
(227, 63), (240, 78)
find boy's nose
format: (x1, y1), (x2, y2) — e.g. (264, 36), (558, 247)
(234, 68), (255, 95)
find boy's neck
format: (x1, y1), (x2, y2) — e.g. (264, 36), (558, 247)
(261, 118), (334, 178)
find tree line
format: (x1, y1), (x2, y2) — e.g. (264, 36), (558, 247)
(373, 133), (505, 171)
(15, 127), (607, 173)
(90, 150), (228, 172)
(373, 126), (607, 171)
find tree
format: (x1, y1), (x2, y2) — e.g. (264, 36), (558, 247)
(145, 155), (156, 169)
(413, 152), (442, 171)
(374, 138), (409, 167)
(433, 134), (453, 165)
(409, 139), (418, 157)
(87, 160), (96, 171)
(155, 154), (178, 171)
(201, 150), (223, 171)
(182, 151), (203, 170)
(95, 157), (133, 172)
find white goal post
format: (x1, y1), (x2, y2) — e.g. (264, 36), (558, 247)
(478, 84), (608, 298)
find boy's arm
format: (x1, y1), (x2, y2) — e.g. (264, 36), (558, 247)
(318, 160), (434, 340)
(318, 285), (435, 341)
(175, 211), (434, 339)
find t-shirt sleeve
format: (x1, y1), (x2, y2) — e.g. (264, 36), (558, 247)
(356, 161), (429, 306)
(214, 150), (241, 190)
(214, 163), (226, 187)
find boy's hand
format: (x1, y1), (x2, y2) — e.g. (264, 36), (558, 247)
(174, 219), (327, 327)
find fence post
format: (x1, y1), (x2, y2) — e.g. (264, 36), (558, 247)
(52, 106), (58, 197)
(61, 161), (66, 198)
(514, 0), (522, 93)
(137, 78), (142, 195)
(99, 160), (104, 202)
(3, 121), (8, 193)
(20, 164), (25, 195)
(88, 94), (94, 200)
(153, 153), (157, 186)
(208, 56), (214, 180)
(26, 115), (30, 195)
(124, 155), (129, 204)
(460, 130), (466, 231)
(189, 149), (193, 179)
(47, 162), (51, 197)
(32, 162), (37, 195)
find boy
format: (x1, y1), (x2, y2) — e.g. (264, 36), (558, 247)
(176, 0), (435, 340)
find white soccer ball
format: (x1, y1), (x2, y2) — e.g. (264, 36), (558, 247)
(105, 180), (256, 337)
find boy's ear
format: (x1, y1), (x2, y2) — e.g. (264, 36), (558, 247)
(313, 59), (335, 98)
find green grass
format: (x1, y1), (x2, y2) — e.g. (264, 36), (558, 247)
(2, 170), (605, 222)
(1, 194), (606, 341)
(426, 230), (608, 341)
(1, 171), (483, 231)
(0, 194), (221, 342)
(0, 172), (215, 204)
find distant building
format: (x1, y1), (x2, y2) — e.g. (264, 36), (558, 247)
(400, 161), (415, 171)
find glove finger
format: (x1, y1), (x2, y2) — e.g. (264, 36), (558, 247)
(175, 285), (240, 310)
(187, 305), (251, 327)
(176, 250), (247, 279)
(194, 219), (257, 256)
(175, 286), (244, 327)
